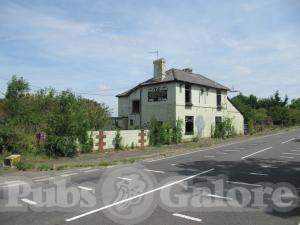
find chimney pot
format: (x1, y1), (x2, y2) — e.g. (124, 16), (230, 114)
(183, 68), (192, 73)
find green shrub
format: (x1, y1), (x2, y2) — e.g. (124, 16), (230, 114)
(113, 129), (123, 150)
(80, 136), (94, 153)
(172, 119), (183, 144)
(15, 161), (34, 171)
(212, 117), (236, 139)
(45, 135), (77, 157)
(149, 118), (183, 146)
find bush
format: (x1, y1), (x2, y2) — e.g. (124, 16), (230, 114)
(80, 136), (94, 153)
(172, 119), (183, 144)
(15, 161), (34, 171)
(45, 135), (78, 157)
(113, 129), (123, 150)
(149, 118), (183, 146)
(212, 117), (236, 139)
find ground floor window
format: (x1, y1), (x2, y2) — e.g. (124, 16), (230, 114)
(130, 119), (134, 126)
(215, 116), (222, 127)
(185, 116), (194, 135)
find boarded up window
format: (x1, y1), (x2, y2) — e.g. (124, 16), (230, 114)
(148, 87), (168, 102)
(132, 100), (140, 114)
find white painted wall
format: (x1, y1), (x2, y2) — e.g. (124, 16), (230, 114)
(90, 130), (149, 150)
(117, 81), (244, 139)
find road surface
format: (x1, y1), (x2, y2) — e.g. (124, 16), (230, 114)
(1, 129), (300, 225)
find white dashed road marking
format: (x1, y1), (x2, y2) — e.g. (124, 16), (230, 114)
(144, 169), (165, 174)
(172, 213), (202, 222)
(241, 147), (272, 159)
(204, 194), (233, 201)
(281, 138), (295, 144)
(21, 198), (37, 205)
(78, 186), (94, 191)
(65, 168), (214, 222)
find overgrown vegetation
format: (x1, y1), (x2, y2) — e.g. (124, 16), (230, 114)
(113, 129), (123, 150)
(231, 91), (300, 134)
(212, 117), (236, 139)
(0, 75), (110, 158)
(149, 117), (183, 146)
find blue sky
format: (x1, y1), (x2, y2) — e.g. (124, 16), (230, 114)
(0, 0), (299, 115)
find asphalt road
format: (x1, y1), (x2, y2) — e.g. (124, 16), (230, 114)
(1, 129), (300, 225)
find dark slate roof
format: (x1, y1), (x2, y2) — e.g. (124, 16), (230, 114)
(116, 68), (230, 97)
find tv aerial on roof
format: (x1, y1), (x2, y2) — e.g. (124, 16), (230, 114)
(148, 50), (159, 59)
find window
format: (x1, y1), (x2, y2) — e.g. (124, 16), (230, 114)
(185, 116), (194, 135)
(215, 116), (222, 128)
(130, 119), (134, 126)
(185, 84), (192, 105)
(148, 87), (168, 102)
(217, 90), (222, 111)
(132, 100), (140, 114)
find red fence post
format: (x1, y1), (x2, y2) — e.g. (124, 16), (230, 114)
(96, 130), (106, 152)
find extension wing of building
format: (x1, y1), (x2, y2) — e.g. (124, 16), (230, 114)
(116, 58), (244, 138)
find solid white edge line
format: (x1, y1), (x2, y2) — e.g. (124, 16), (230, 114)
(60, 173), (78, 177)
(172, 213), (202, 222)
(83, 169), (100, 173)
(227, 181), (262, 187)
(281, 138), (295, 144)
(32, 175), (50, 180)
(77, 167), (92, 171)
(241, 147), (272, 159)
(21, 198), (37, 205)
(250, 172), (268, 176)
(144, 169), (165, 174)
(144, 129), (298, 163)
(204, 155), (216, 158)
(78, 186), (94, 191)
(282, 152), (300, 156)
(117, 177), (132, 181)
(280, 156), (294, 159)
(65, 168), (214, 222)
(34, 177), (55, 182)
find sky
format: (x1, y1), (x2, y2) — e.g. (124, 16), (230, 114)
(0, 0), (299, 115)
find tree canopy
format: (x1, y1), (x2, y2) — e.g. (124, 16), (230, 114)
(231, 91), (300, 133)
(0, 76), (110, 157)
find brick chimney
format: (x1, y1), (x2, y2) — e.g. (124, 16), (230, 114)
(153, 58), (166, 80)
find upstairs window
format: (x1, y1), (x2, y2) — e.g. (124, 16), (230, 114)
(185, 84), (192, 105)
(132, 100), (140, 114)
(217, 90), (222, 111)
